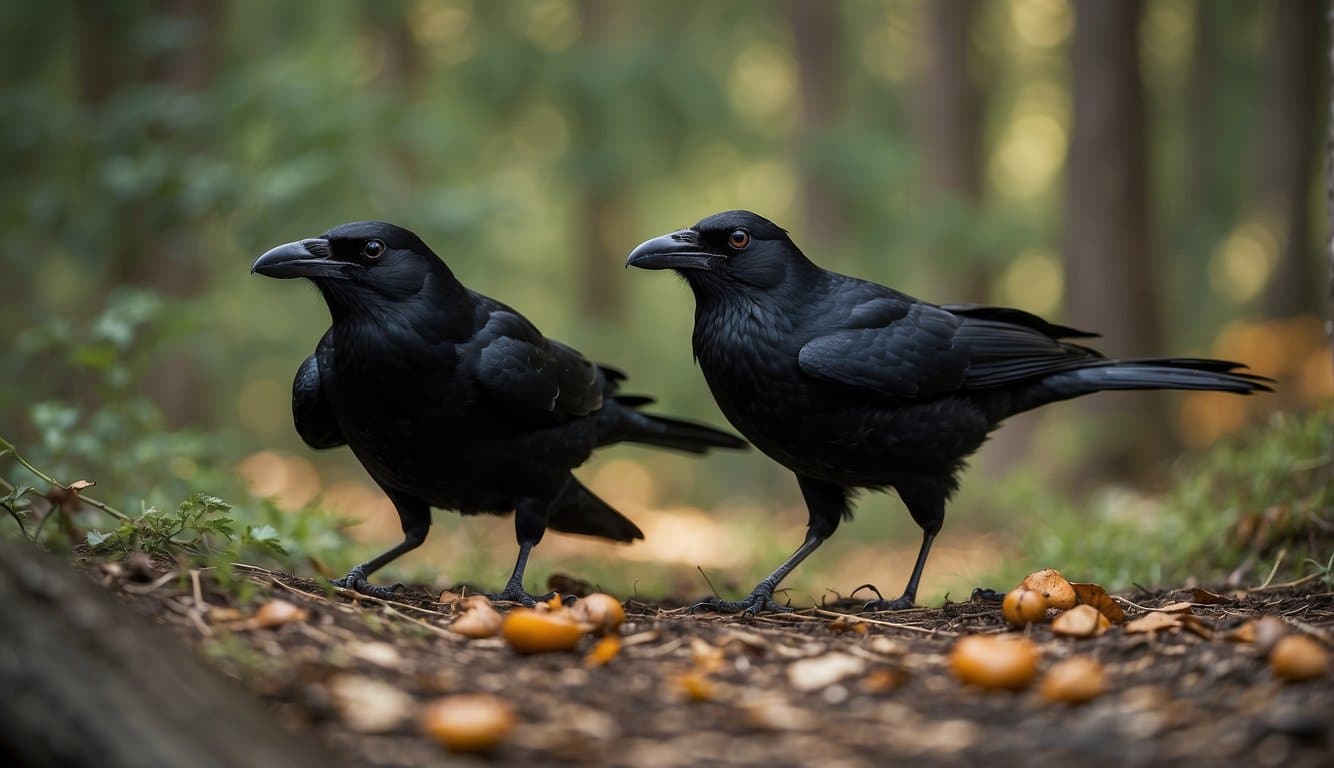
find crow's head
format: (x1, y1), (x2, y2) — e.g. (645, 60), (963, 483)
(625, 210), (806, 291)
(252, 221), (455, 309)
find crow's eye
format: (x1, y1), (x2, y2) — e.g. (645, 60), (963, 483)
(727, 229), (751, 250)
(362, 239), (385, 260)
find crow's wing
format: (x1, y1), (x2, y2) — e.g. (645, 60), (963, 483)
(293, 353), (346, 449)
(474, 309), (603, 421)
(797, 296), (1104, 399)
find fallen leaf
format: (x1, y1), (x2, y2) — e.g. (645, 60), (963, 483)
(584, 635), (622, 668)
(328, 675), (414, 733)
(1070, 583), (1126, 624)
(721, 629), (769, 655)
(1191, 587), (1228, 604)
(1178, 614), (1214, 640)
(1124, 612), (1182, 634)
(546, 572), (596, 597)
(1155, 602), (1194, 614)
(787, 653), (866, 691)
(452, 599), (503, 639)
(690, 637), (726, 672)
(1052, 605), (1110, 638)
(68, 479), (95, 492)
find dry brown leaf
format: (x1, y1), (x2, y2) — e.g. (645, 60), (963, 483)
(420, 694), (515, 753)
(1226, 616), (1288, 652)
(328, 675), (415, 733)
(721, 629), (769, 655)
(546, 572), (596, 597)
(1191, 587), (1228, 604)
(787, 653), (866, 691)
(1070, 583), (1126, 624)
(866, 636), (909, 656)
(67, 479), (95, 492)
(1156, 601), (1194, 614)
(1178, 614), (1214, 640)
(1124, 611), (1182, 634)
(1051, 605), (1110, 638)
(584, 636), (622, 668)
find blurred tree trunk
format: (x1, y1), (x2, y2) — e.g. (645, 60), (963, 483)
(1064, 0), (1167, 478)
(1327, 3), (1333, 370)
(369, 0), (424, 185)
(573, 0), (626, 322)
(1186, 3), (1218, 219)
(0, 539), (347, 768)
(788, 1), (843, 249)
(1256, 0), (1326, 318)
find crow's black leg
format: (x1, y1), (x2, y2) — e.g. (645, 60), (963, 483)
(333, 490), (430, 599)
(692, 476), (846, 615)
(864, 485), (944, 612)
(488, 497), (562, 607)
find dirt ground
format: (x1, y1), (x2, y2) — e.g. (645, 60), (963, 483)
(99, 561), (1333, 768)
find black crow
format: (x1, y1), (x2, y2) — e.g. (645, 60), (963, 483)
(627, 210), (1271, 613)
(252, 221), (745, 604)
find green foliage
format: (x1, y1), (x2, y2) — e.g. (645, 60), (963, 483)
(1003, 409), (1333, 589)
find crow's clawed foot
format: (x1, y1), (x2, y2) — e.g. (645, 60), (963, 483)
(332, 566), (405, 600)
(487, 585), (576, 608)
(970, 587), (1005, 603)
(862, 595), (916, 612)
(689, 587), (792, 616)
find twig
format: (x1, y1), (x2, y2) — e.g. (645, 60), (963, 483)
(813, 608), (958, 636)
(0, 434), (129, 522)
(696, 565), (721, 599)
(1250, 570), (1325, 592)
(380, 605), (455, 640)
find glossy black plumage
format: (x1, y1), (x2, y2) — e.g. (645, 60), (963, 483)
(254, 221), (745, 603)
(628, 210), (1271, 613)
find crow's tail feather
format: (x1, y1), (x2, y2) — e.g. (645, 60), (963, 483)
(547, 477), (644, 542)
(1013, 357), (1272, 415)
(597, 396), (748, 453)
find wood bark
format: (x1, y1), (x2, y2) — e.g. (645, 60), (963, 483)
(1257, 0), (1325, 318)
(1063, 0), (1166, 476)
(0, 540), (346, 768)
(789, 0), (843, 249)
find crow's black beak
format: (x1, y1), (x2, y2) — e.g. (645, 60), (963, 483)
(251, 238), (355, 280)
(626, 230), (715, 271)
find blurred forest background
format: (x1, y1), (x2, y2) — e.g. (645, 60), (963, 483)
(1, 0), (1330, 603)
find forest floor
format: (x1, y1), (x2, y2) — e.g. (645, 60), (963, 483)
(98, 560), (1333, 768)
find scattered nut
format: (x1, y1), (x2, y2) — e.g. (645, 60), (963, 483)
(1039, 656), (1107, 703)
(1002, 587), (1049, 627)
(420, 694), (515, 753)
(501, 608), (584, 654)
(1051, 605), (1110, 638)
(949, 635), (1039, 690)
(1270, 634), (1328, 682)
(452, 599), (503, 639)
(573, 593), (625, 635)
(1022, 568), (1077, 610)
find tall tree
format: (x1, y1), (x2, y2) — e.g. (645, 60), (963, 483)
(788, 0), (843, 249)
(1064, 0), (1165, 474)
(1256, 0), (1326, 318)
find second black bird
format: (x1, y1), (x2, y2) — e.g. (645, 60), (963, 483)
(253, 221), (745, 604)
(628, 210), (1271, 614)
